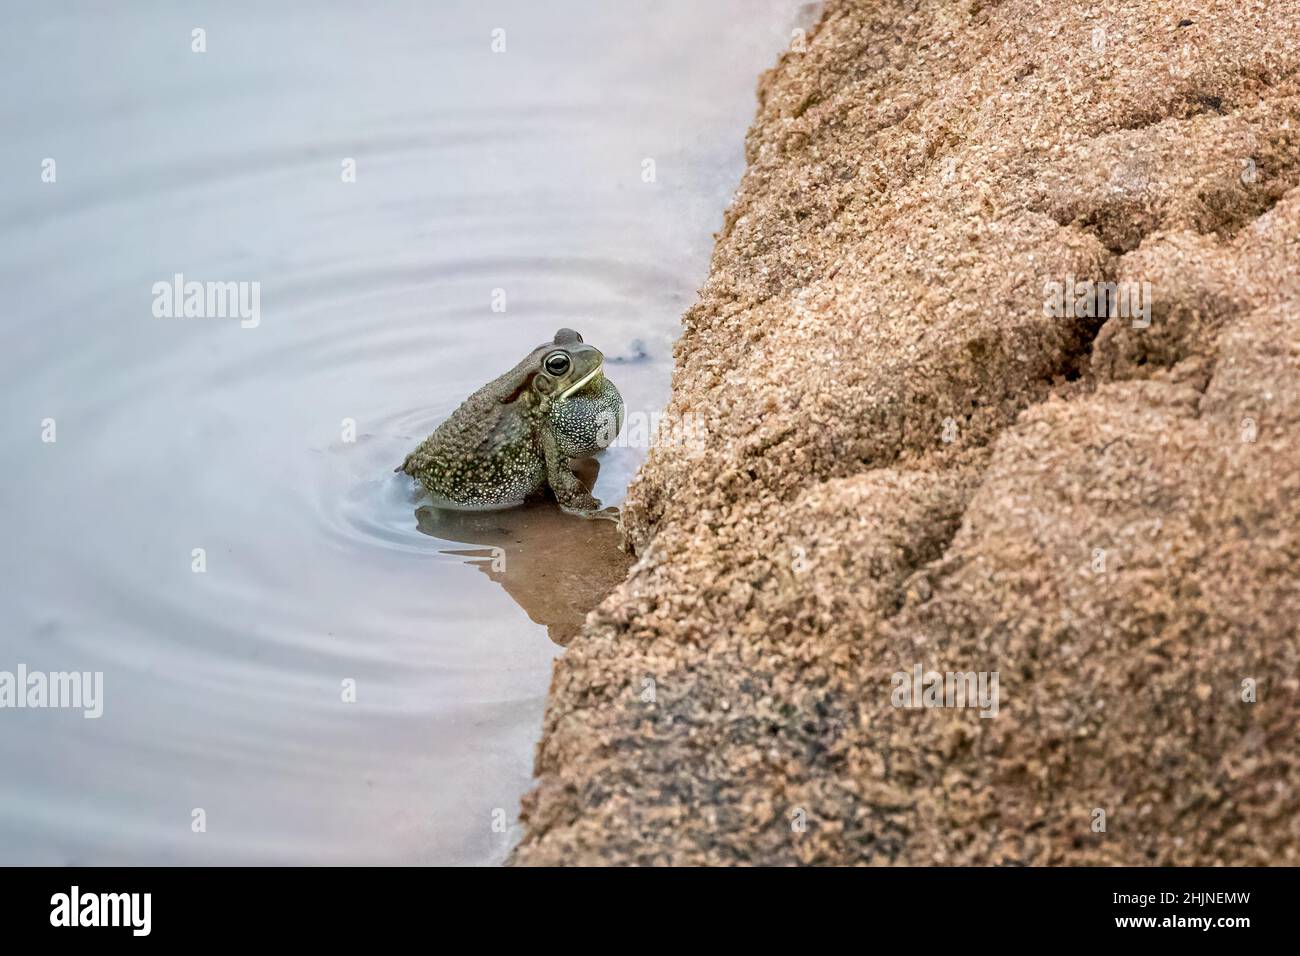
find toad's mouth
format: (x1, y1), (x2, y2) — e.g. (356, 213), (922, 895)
(559, 361), (603, 400)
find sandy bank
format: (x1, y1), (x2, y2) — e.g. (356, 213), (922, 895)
(516, 0), (1300, 865)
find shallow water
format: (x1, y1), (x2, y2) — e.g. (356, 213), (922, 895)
(0, 1), (805, 864)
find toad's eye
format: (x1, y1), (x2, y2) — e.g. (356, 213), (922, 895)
(544, 352), (571, 376)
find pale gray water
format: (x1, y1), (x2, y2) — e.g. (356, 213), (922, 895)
(0, 1), (805, 864)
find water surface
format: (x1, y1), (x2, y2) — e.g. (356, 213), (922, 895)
(0, 0), (803, 864)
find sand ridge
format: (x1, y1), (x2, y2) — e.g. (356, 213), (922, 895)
(515, 0), (1300, 865)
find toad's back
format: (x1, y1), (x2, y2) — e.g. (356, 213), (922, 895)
(398, 362), (549, 510)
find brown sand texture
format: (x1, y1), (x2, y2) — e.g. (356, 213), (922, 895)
(515, 0), (1300, 865)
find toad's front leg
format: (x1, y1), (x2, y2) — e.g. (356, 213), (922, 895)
(540, 429), (602, 514)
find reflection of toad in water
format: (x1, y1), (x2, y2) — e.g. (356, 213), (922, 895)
(415, 463), (632, 646)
